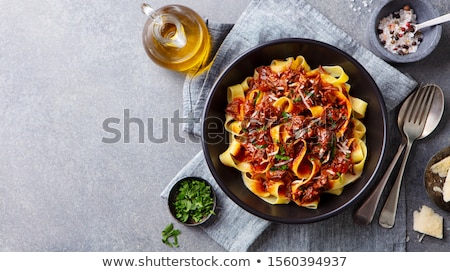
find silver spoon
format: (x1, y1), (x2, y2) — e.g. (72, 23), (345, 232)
(412, 13), (450, 33)
(352, 84), (444, 225)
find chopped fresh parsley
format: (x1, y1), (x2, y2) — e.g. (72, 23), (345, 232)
(329, 134), (337, 159)
(293, 97), (302, 103)
(305, 90), (315, 99)
(174, 179), (215, 223)
(336, 172), (344, 183)
(275, 154), (290, 161)
(270, 165), (289, 171)
(254, 91), (261, 105)
(255, 144), (268, 149)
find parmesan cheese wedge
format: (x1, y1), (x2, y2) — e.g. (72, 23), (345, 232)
(443, 169), (450, 202)
(430, 155), (450, 178)
(413, 205), (443, 239)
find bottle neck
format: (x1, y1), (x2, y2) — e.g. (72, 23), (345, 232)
(152, 14), (187, 48)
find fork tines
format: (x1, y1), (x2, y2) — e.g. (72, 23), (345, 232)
(409, 83), (436, 125)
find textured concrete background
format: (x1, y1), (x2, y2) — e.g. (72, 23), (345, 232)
(0, 0), (449, 252)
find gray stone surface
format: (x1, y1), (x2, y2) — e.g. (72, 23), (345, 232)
(0, 0), (449, 252)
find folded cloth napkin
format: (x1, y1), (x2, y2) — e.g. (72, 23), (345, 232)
(161, 0), (417, 252)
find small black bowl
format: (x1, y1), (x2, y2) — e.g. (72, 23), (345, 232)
(368, 0), (442, 63)
(424, 146), (450, 212)
(168, 177), (217, 226)
(201, 38), (388, 224)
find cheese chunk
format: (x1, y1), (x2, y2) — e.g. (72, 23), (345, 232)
(443, 169), (450, 202)
(413, 205), (443, 239)
(430, 155), (450, 177)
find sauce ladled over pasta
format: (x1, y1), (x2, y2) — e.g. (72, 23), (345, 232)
(220, 56), (368, 208)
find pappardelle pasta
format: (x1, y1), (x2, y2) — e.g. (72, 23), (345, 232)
(219, 55), (368, 209)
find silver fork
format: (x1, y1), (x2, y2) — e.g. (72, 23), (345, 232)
(379, 84), (436, 229)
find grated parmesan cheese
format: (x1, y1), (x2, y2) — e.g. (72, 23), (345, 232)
(413, 205), (443, 239)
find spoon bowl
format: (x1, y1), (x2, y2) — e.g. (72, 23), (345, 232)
(400, 84), (444, 139)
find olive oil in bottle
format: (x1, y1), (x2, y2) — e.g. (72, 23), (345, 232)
(141, 3), (211, 72)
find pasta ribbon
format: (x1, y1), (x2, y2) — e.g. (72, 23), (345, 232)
(291, 156), (322, 200)
(246, 89), (262, 105)
(240, 77), (252, 91)
(227, 84), (245, 103)
(270, 58), (293, 73)
(224, 115), (244, 136)
(320, 66), (349, 86)
(326, 187), (343, 196)
(219, 138), (253, 173)
(270, 124), (292, 144)
(242, 173), (290, 204)
(267, 180), (291, 204)
(270, 125), (282, 144)
(242, 172), (271, 198)
(291, 141), (313, 180)
(328, 89), (352, 138)
(290, 56), (311, 71)
(350, 96), (368, 118)
(309, 105), (324, 118)
(225, 120), (242, 135)
(327, 138), (368, 191)
(273, 96), (294, 113)
(352, 119), (366, 140)
(294, 199), (319, 209)
(350, 138), (367, 172)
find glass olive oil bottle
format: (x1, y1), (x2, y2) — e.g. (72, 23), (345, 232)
(142, 4), (211, 72)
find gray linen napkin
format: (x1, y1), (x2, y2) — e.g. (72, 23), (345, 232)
(161, 0), (417, 252)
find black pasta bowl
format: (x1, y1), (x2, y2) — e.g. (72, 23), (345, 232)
(201, 38), (388, 224)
